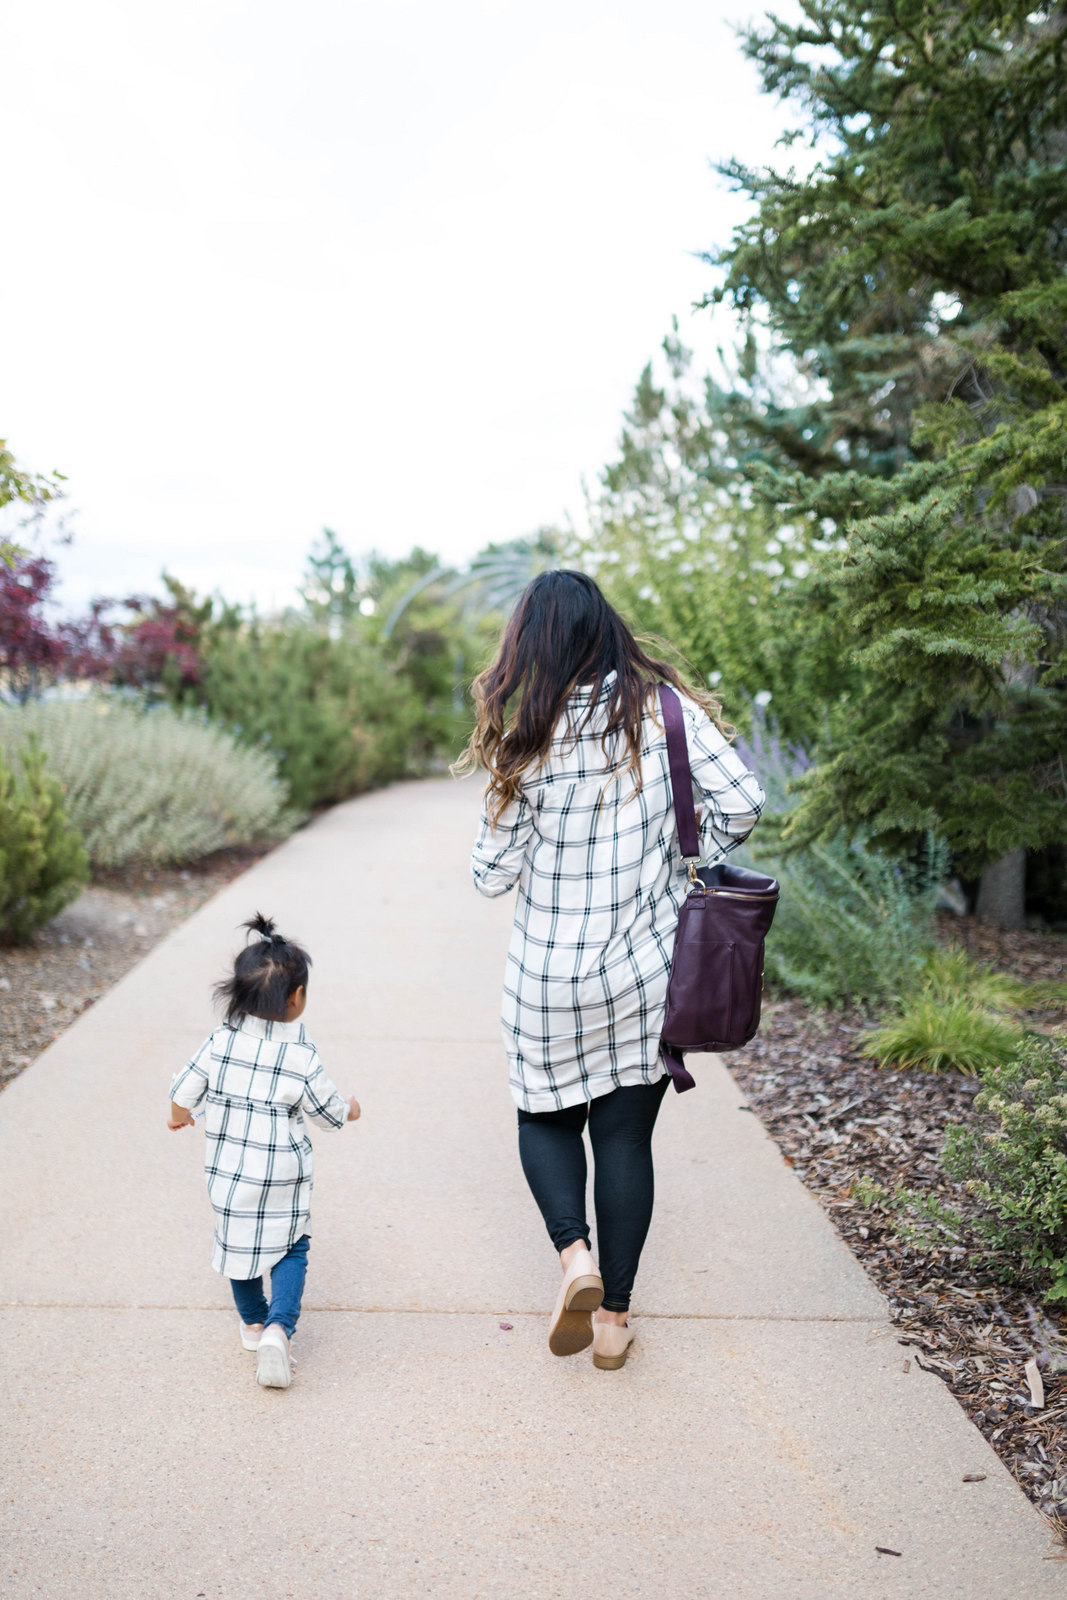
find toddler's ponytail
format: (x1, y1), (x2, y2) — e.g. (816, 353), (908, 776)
(215, 912), (312, 1025)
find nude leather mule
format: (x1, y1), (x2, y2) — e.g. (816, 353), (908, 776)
(548, 1247), (604, 1356)
(592, 1319), (635, 1370)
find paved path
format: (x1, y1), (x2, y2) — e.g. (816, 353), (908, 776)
(1, 779), (1061, 1598)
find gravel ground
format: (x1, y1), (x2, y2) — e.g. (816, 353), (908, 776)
(0, 848), (272, 1090)
(729, 915), (1067, 1542)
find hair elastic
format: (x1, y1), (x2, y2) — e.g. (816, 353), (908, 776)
(216, 918), (311, 1025)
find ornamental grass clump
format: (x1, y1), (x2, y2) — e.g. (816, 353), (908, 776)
(861, 997), (1022, 1076)
(943, 1039), (1067, 1301)
(917, 946), (1067, 1013)
(0, 697), (294, 868)
(918, 946), (1030, 1013)
(0, 737), (89, 943)
(861, 946), (1065, 1076)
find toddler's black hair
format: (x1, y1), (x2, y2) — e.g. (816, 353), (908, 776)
(215, 913), (311, 1025)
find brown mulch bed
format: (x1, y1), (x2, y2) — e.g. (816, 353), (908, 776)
(729, 914), (1067, 1542)
(0, 846), (272, 1090)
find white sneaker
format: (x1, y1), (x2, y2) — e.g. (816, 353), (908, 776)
(240, 1323), (263, 1351)
(256, 1325), (293, 1388)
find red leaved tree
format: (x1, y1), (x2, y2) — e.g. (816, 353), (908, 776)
(0, 552), (66, 701)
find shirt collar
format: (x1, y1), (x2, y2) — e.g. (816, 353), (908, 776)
(236, 1014), (306, 1043)
(570, 670), (617, 701)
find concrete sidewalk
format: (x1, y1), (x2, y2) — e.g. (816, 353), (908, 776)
(1, 779), (1060, 1598)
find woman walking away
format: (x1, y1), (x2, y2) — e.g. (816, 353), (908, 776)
(460, 573), (764, 1369)
(168, 913), (361, 1389)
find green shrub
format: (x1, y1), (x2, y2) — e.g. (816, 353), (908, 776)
(849, 1175), (967, 1251)
(194, 622), (433, 810)
(943, 1038), (1067, 1300)
(861, 997), (1022, 1075)
(0, 697), (293, 868)
(0, 737), (89, 942)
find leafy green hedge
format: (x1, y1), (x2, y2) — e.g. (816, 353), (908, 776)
(194, 621), (452, 811)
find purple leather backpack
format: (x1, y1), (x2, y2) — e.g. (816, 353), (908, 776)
(659, 685), (779, 1093)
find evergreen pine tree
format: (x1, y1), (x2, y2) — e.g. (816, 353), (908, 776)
(712, 0), (1067, 923)
(578, 330), (861, 747)
(0, 738), (88, 943)
(299, 529), (363, 635)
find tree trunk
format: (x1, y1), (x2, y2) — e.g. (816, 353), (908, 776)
(975, 848), (1027, 928)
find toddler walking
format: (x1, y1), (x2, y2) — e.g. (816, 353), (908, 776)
(168, 912), (359, 1389)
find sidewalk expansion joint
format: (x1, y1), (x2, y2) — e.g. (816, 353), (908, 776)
(2, 1301), (884, 1323)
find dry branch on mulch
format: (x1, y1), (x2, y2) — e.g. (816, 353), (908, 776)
(729, 916), (1067, 1539)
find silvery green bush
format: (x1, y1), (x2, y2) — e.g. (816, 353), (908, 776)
(756, 832), (945, 1009)
(0, 697), (294, 868)
(734, 710), (946, 1009)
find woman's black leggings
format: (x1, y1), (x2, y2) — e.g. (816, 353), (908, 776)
(517, 1076), (670, 1313)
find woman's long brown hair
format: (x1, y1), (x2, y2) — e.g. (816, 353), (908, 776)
(454, 570), (732, 823)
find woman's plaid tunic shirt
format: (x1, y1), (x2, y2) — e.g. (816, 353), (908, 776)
(471, 681), (765, 1113)
(170, 1015), (349, 1280)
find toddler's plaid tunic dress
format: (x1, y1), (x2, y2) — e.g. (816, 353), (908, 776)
(170, 1015), (349, 1280)
(471, 679), (765, 1113)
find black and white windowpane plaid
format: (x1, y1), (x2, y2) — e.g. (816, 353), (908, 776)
(471, 679), (765, 1113)
(170, 1015), (349, 1280)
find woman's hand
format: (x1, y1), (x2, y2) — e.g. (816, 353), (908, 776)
(347, 1096), (361, 1122)
(168, 1102), (195, 1130)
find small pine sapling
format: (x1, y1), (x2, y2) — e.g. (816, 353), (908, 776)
(0, 738), (88, 943)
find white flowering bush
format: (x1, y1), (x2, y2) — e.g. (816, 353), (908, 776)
(0, 697), (295, 867)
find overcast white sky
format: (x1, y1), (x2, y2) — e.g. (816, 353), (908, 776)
(2, 0), (791, 614)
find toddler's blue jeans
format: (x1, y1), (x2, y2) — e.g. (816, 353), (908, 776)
(229, 1235), (310, 1338)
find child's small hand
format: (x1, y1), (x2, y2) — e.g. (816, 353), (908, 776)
(347, 1096), (361, 1122)
(168, 1102), (195, 1130)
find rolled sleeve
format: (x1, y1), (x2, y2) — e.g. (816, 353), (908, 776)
(298, 1052), (350, 1131)
(170, 1037), (210, 1111)
(470, 791), (534, 898)
(686, 711), (765, 860)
